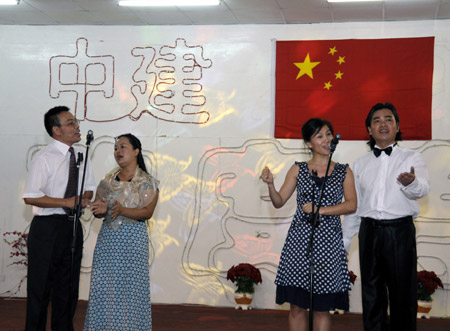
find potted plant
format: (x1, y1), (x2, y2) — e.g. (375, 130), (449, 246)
(3, 231), (28, 294)
(349, 270), (357, 285)
(3, 231), (28, 267)
(227, 263), (262, 310)
(417, 270), (443, 318)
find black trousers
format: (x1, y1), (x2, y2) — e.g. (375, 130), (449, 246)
(358, 216), (417, 331)
(25, 215), (83, 331)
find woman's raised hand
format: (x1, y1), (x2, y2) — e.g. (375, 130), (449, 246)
(261, 166), (274, 185)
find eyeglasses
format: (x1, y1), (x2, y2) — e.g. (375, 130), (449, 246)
(60, 119), (80, 127)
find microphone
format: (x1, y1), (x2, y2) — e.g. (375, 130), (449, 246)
(330, 133), (341, 152)
(86, 130), (94, 145)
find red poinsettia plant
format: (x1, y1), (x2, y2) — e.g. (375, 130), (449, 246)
(349, 270), (357, 285)
(227, 263), (262, 294)
(417, 270), (443, 302)
(3, 231), (28, 267)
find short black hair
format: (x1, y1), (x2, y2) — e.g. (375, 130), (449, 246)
(301, 118), (334, 143)
(365, 102), (402, 149)
(44, 106), (70, 137)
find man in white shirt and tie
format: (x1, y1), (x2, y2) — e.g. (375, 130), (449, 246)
(343, 102), (429, 331)
(23, 106), (96, 331)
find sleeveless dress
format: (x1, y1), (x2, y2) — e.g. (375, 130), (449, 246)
(275, 162), (351, 311)
(84, 167), (159, 331)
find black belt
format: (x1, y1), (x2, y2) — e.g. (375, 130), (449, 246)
(34, 214), (76, 222)
(362, 216), (412, 226)
(66, 209), (79, 222)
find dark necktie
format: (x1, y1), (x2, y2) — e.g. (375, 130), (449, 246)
(373, 146), (393, 157)
(63, 147), (77, 213)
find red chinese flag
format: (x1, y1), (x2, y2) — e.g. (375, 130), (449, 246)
(275, 37), (434, 140)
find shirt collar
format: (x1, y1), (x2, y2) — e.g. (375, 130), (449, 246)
(51, 139), (73, 155)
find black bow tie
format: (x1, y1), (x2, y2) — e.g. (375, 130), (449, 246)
(373, 146), (393, 157)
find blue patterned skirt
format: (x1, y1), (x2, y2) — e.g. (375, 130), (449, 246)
(84, 222), (151, 330)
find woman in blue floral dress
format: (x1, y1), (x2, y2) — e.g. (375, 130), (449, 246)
(84, 134), (159, 331)
(261, 119), (357, 331)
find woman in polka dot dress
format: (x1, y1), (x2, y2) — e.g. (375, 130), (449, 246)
(84, 134), (159, 331)
(261, 118), (357, 331)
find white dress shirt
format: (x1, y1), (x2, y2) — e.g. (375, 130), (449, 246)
(23, 139), (96, 216)
(342, 144), (429, 252)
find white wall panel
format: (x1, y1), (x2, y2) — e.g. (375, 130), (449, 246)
(0, 21), (449, 317)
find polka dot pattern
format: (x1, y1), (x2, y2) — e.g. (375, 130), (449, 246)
(84, 222), (152, 330)
(275, 162), (351, 294)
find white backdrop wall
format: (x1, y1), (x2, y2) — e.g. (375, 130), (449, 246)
(1, 20), (449, 317)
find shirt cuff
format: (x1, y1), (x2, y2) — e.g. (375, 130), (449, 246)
(400, 177), (418, 191)
(22, 192), (45, 199)
(343, 237), (352, 253)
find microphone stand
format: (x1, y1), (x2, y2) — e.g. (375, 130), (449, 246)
(306, 140), (338, 331)
(67, 136), (92, 330)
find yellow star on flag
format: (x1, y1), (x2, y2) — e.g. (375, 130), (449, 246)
(335, 71), (343, 79)
(294, 53), (320, 79)
(324, 81), (332, 90)
(328, 47), (337, 55)
(337, 56), (346, 65)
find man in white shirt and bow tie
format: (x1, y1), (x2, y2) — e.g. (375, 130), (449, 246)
(343, 102), (429, 331)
